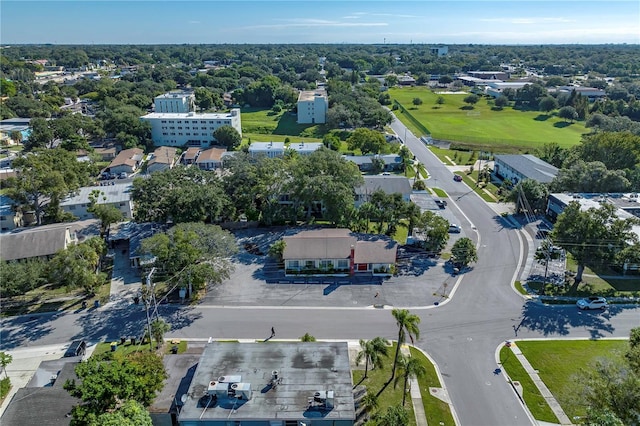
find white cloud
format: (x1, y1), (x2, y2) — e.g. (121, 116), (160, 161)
(479, 17), (575, 24)
(244, 18), (388, 30)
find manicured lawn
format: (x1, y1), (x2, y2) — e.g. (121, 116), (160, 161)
(390, 87), (587, 151)
(499, 345), (559, 423)
(514, 340), (628, 420)
(92, 340), (150, 359)
(353, 344), (455, 425)
(393, 220), (409, 245)
(431, 188), (447, 198)
(429, 146), (476, 166)
(353, 343), (415, 425)
(240, 108), (327, 139)
(409, 347), (456, 426)
(453, 172), (497, 203)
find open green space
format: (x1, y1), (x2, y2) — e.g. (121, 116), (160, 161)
(428, 146), (477, 166)
(453, 171), (498, 203)
(499, 345), (559, 423)
(240, 107), (327, 139)
(353, 343), (454, 425)
(509, 340), (628, 420)
(389, 87), (587, 151)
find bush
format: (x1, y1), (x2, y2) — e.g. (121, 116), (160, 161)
(0, 377), (11, 399)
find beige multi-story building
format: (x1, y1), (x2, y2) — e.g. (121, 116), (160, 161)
(297, 89), (328, 124)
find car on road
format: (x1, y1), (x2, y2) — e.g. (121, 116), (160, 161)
(435, 199), (447, 209)
(448, 224), (461, 233)
(64, 340), (87, 358)
(453, 175), (463, 182)
(577, 296), (608, 310)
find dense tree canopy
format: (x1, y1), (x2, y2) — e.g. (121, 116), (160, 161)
(65, 352), (167, 425)
(140, 222), (237, 292)
(131, 167), (233, 224)
(551, 202), (639, 282)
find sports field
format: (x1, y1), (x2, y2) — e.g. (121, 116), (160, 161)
(389, 87), (588, 151)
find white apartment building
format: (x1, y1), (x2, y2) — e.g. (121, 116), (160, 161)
(297, 90), (328, 124)
(140, 109), (242, 148)
(154, 91), (195, 113)
(60, 183), (133, 220)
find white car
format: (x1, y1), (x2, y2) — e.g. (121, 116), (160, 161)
(576, 296), (608, 310)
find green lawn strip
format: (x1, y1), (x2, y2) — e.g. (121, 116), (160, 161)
(514, 280), (527, 295)
(393, 220), (409, 245)
(454, 172), (496, 203)
(499, 346), (559, 423)
(165, 340), (188, 354)
(352, 342), (415, 425)
(431, 188), (447, 198)
(409, 347), (456, 426)
(92, 340), (149, 358)
(515, 340), (628, 420)
(390, 87), (586, 150)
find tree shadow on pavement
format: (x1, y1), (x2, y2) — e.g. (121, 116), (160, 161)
(0, 314), (56, 350)
(518, 301), (619, 338)
(69, 305), (201, 344)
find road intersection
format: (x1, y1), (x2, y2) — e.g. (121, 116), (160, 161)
(2, 115), (638, 425)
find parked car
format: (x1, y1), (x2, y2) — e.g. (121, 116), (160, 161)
(448, 224), (461, 233)
(453, 175), (463, 182)
(435, 199), (447, 209)
(576, 296), (608, 310)
(118, 172), (128, 179)
(64, 340), (87, 358)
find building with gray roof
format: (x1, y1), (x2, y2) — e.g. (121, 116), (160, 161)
(178, 341), (355, 426)
(355, 176), (412, 207)
(0, 195), (22, 231)
(60, 182), (133, 220)
(493, 154), (558, 184)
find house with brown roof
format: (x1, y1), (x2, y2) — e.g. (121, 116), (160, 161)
(182, 147), (202, 165)
(106, 147), (144, 175)
(195, 146), (227, 171)
(147, 146), (178, 173)
(282, 228), (397, 276)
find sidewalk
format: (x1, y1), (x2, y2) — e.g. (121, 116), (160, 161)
(508, 343), (572, 425)
(400, 344), (429, 426)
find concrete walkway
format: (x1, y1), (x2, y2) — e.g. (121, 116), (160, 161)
(400, 344), (429, 426)
(508, 343), (572, 425)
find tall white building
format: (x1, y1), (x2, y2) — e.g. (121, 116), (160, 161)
(154, 91), (195, 113)
(297, 89), (328, 124)
(140, 109), (242, 148)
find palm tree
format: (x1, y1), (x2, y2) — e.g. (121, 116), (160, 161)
(0, 351), (12, 379)
(394, 353), (427, 405)
(389, 309), (420, 383)
(356, 337), (389, 378)
(361, 391), (379, 417)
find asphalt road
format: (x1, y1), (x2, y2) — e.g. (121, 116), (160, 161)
(2, 114), (639, 425)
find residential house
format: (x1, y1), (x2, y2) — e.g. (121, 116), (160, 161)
(297, 89), (328, 124)
(182, 146), (202, 165)
(141, 109), (242, 148)
(108, 221), (164, 268)
(147, 146), (178, 173)
(93, 146), (117, 161)
(343, 154), (403, 173)
(176, 341), (355, 426)
(355, 176), (413, 207)
(0, 360), (81, 426)
(283, 228), (397, 276)
(195, 146), (227, 171)
(248, 141), (285, 158)
(493, 154), (558, 185)
(0, 117), (32, 145)
(286, 141), (323, 156)
(0, 219), (99, 261)
(0, 195), (22, 231)
(60, 183), (133, 220)
(106, 147), (144, 175)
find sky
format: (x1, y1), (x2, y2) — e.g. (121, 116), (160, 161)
(1, 0), (639, 45)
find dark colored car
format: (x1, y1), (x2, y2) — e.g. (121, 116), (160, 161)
(453, 175), (463, 182)
(435, 199), (447, 209)
(64, 340), (87, 358)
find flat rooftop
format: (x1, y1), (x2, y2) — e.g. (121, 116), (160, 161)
(179, 341), (355, 423)
(60, 183), (132, 206)
(298, 90), (327, 102)
(141, 111), (237, 120)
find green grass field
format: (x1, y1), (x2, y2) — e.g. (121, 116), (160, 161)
(389, 87), (588, 151)
(240, 108), (327, 139)
(512, 340), (628, 420)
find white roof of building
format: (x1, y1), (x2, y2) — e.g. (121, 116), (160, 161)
(60, 183), (132, 206)
(286, 142), (323, 153)
(249, 142), (285, 151)
(155, 91), (193, 99)
(141, 111), (235, 120)
(297, 90), (327, 102)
